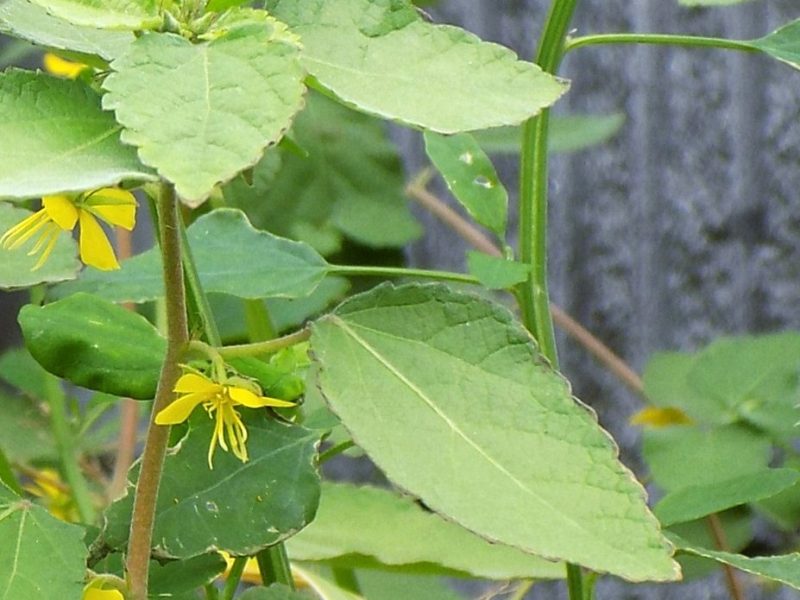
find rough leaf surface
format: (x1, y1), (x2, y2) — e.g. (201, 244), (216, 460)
(267, 0), (567, 133)
(103, 22), (306, 206)
(0, 482), (87, 599)
(310, 283), (678, 581)
(103, 416), (321, 559)
(0, 70), (154, 199)
(52, 208), (329, 303)
(287, 482), (563, 579)
(28, 0), (160, 30)
(0, 0), (133, 60)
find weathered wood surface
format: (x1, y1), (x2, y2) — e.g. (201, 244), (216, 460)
(403, 1), (800, 597)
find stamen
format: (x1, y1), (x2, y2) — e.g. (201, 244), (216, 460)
(1, 210), (49, 248)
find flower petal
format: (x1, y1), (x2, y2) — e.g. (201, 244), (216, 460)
(83, 188), (137, 230)
(44, 53), (87, 79)
(78, 211), (119, 270)
(43, 196), (79, 230)
(228, 386), (296, 408)
(174, 372), (220, 394)
(155, 392), (209, 425)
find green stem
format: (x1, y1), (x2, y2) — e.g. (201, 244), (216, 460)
(256, 544), (295, 590)
(566, 564), (584, 600)
(509, 581), (533, 600)
(318, 440), (356, 464)
(219, 328), (311, 360)
(518, 0), (580, 364)
(126, 183), (189, 600)
(44, 375), (96, 523)
(564, 33), (758, 54)
(328, 264), (479, 286)
(221, 556), (247, 600)
(520, 0), (585, 598)
(204, 584), (220, 600)
(179, 215), (222, 346)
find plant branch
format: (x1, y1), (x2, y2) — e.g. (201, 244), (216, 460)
(218, 328), (311, 360)
(707, 514), (746, 600)
(126, 183), (189, 600)
(256, 544), (295, 590)
(221, 557), (247, 600)
(565, 33), (758, 55)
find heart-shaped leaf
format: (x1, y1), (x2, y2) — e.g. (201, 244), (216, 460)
(103, 16), (306, 206)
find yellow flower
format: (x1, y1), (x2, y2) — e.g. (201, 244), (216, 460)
(156, 369), (296, 468)
(23, 468), (79, 523)
(83, 587), (124, 600)
(629, 406), (693, 428)
(82, 576), (126, 600)
(1, 188), (136, 270)
(43, 53), (88, 79)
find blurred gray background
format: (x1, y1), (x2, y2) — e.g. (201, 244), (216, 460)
(399, 0), (800, 598)
(2, 0), (800, 597)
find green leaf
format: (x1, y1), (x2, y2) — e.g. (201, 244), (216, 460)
(287, 482), (563, 579)
(356, 571), (463, 600)
(424, 132), (507, 237)
(0, 70), (154, 199)
(28, 0), (161, 30)
(642, 333), (800, 440)
(103, 415), (320, 559)
(752, 20), (800, 71)
(0, 204), (80, 289)
(642, 424), (771, 492)
(212, 278), (350, 342)
(267, 0), (567, 133)
(52, 209), (329, 304)
(310, 283), (678, 581)
(239, 584), (314, 600)
(0, 448), (21, 495)
(670, 534), (800, 590)
(466, 252), (531, 290)
(0, 391), (57, 463)
(225, 92), (421, 249)
(0, 346), (52, 401)
(654, 468), (800, 526)
(667, 508), (752, 580)
(0, 482), (87, 599)
(103, 18), (306, 206)
(149, 553), (227, 598)
(687, 333), (800, 440)
(755, 457), (800, 531)
(0, 0), (133, 61)
(292, 565), (364, 600)
(18, 293), (166, 399)
(473, 113), (625, 155)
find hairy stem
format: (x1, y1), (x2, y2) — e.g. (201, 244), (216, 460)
(565, 33), (758, 54)
(126, 183), (189, 600)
